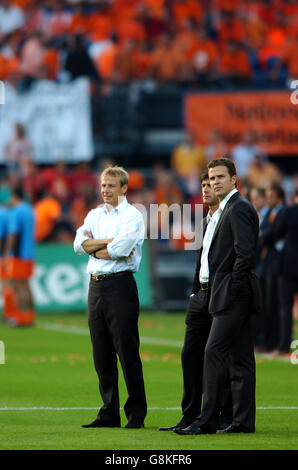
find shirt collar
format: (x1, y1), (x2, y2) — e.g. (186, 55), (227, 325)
(207, 207), (221, 223)
(103, 196), (128, 214)
(219, 188), (238, 213)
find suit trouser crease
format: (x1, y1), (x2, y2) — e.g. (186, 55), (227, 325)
(198, 296), (256, 433)
(181, 291), (212, 421)
(88, 275), (147, 423)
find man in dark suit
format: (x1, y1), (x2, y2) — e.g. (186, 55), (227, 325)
(273, 188), (298, 354)
(175, 158), (260, 435)
(259, 183), (285, 352)
(159, 171), (232, 433)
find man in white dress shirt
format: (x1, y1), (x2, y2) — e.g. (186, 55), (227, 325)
(74, 166), (147, 429)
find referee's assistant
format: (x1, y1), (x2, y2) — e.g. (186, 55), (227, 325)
(74, 166), (147, 429)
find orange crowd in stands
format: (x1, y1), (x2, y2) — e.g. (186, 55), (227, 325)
(0, 0), (297, 87)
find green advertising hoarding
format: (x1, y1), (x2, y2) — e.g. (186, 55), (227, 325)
(30, 242), (153, 312)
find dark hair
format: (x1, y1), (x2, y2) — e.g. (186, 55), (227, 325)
(250, 186), (266, 199)
(207, 157), (236, 178)
(11, 186), (25, 200)
(268, 182), (285, 203)
(200, 170), (209, 182)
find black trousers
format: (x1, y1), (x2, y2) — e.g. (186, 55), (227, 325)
(87, 272), (147, 424)
(197, 293), (256, 433)
(181, 290), (233, 425)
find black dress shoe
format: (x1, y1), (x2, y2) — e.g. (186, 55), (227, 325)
(125, 422), (144, 429)
(217, 421), (232, 431)
(216, 424), (254, 434)
(81, 418), (120, 428)
(159, 419), (193, 431)
(174, 420), (215, 435)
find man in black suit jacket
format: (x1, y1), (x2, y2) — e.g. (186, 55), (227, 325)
(176, 158), (261, 435)
(273, 188), (298, 354)
(159, 171), (232, 433)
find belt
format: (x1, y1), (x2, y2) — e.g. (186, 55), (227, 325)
(199, 282), (209, 291)
(91, 271), (131, 282)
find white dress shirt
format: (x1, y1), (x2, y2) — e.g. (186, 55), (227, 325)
(73, 197), (145, 274)
(199, 188), (238, 283)
(199, 208), (222, 283)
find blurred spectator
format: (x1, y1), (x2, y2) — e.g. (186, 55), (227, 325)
(0, 0), (24, 39)
(149, 33), (193, 85)
(93, 32), (119, 82)
(273, 188), (298, 355)
(64, 34), (100, 81)
(43, 0), (72, 39)
(216, 10), (246, 49)
(190, 26), (219, 85)
(69, 184), (98, 230)
(5, 123), (34, 174)
(88, 1), (113, 42)
(220, 40), (252, 86)
(111, 39), (137, 84)
(18, 32), (45, 85)
(248, 185), (270, 351)
(260, 182), (286, 353)
(69, 161), (98, 199)
(21, 159), (45, 203)
(152, 163), (184, 249)
(204, 128), (228, 162)
(34, 188), (62, 242)
(171, 130), (206, 196)
(172, 0), (203, 28)
(231, 130), (263, 180)
(246, 155), (282, 188)
(41, 160), (71, 210)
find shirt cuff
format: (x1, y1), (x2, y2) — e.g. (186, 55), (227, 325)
(107, 242), (118, 260)
(77, 235), (91, 254)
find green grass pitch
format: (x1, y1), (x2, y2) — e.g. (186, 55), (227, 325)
(0, 312), (297, 450)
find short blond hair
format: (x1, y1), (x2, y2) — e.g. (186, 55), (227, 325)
(101, 166), (129, 187)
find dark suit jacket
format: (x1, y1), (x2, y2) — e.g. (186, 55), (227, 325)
(273, 204), (298, 278)
(191, 192), (261, 315)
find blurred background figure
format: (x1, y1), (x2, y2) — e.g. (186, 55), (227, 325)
(272, 188), (298, 356)
(5, 123), (34, 175)
(171, 130), (206, 197)
(259, 182), (286, 353)
(3, 186), (35, 327)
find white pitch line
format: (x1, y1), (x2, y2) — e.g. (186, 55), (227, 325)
(37, 322), (184, 348)
(0, 406), (297, 411)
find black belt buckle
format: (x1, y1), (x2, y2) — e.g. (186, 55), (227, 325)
(200, 282), (209, 291)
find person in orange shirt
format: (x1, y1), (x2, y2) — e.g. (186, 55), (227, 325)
(68, 3), (90, 37)
(173, 18), (199, 61)
(190, 26), (219, 85)
(172, 0), (203, 28)
(34, 190), (62, 243)
(150, 33), (193, 84)
(133, 40), (153, 80)
(88, 2), (113, 42)
(216, 10), (246, 51)
(111, 39), (137, 84)
(220, 40), (252, 86)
